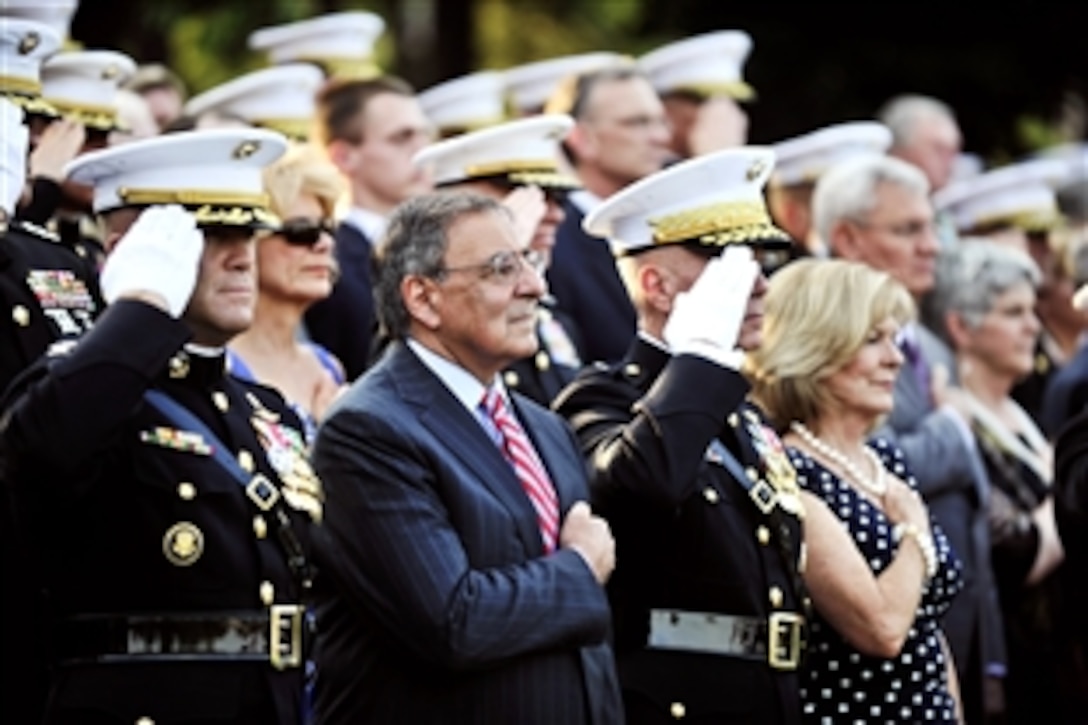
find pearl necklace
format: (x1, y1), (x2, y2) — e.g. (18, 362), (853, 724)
(790, 421), (888, 497)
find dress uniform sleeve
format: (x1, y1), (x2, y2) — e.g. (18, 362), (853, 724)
(15, 178), (64, 227)
(2, 299), (189, 483)
(555, 354), (750, 510)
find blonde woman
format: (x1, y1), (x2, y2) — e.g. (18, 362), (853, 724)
(228, 143), (347, 443)
(747, 258), (963, 724)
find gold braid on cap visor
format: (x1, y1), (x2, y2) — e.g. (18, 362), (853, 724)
(116, 188), (279, 227)
(669, 80), (755, 102)
(462, 159), (580, 190)
(648, 200), (790, 247)
(296, 55), (381, 80)
(967, 208), (1064, 234)
(47, 98), (122, 131)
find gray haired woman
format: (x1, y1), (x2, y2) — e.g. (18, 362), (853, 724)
(928, 239), (1087, 722)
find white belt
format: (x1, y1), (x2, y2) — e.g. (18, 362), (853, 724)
(647, 608), (804, 671)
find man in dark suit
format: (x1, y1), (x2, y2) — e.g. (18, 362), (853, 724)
(310, 190), (622, 724)
(815, 152), (1006, 723)
(546, 65), (672, 364)
(413, 114), (585, 406)
(305, 75), (434, 380)
(554, 147), (806, 724)
(1, 129), (319, 724)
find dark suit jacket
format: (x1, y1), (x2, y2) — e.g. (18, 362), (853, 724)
(1041, 343), (1088, 438)
(304, 222), (376, 382)
(310, 341), (622, 724)
(547, 200), (636, 366)
(554, 338), (805, 725)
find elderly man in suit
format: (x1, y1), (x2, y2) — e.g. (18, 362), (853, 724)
(310, 190), (622, 724)
(813, 152), (1006, 724)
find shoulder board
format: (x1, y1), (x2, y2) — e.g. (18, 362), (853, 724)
(10, 219), (62, 243)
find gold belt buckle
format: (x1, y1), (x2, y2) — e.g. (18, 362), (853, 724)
(767, 611), (804, 670)
(269, 604), (303, 670)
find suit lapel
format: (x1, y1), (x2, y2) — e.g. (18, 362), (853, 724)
(389, 343), (544, 554)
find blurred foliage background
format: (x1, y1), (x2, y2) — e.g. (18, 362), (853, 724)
(69, 0), (1088, 164)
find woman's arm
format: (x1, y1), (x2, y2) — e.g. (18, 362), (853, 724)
(801, 479), (932, 658)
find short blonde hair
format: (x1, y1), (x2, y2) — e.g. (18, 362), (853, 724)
(746, 259), (915, 429)
(262, 142), (346, 219)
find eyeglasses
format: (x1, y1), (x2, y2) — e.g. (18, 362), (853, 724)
(435, 248), (546, 285)
(850, 218), (938, 240)
(271, 218), (336, 246)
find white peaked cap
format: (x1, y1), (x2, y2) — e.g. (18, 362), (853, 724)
(0, 0), (78, 40)
(933, 158), (1071, 232)
(42, 49), (136, 130)
(502, 51), (627, 115)
(585, 145), (789, 256)
(771, 121), (892, 187)
(66, 127), (289, 228)
(638, 30), (754, 100)
(183, 64), (324, 141)
(418, 70), (506, 137)
(413, 114), (579, 190)
(248, 11), (385, 79)
(0, 17), (61, 116)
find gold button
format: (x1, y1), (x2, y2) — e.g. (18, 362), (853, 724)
(727, 413), (739, 428)
(769, 586), (783, 608)
(670, 701), (686, 719)
(260, 580), (275, 606)
(136, 718), (155, 725)
(756, 525), (770, 545)
(535, 350), (551, 371)
(75, 245), (87, 258)
(623, 362), (641, 378)
(238, 450), (254, 473)
(503, 370), (520, 388)
(703, 487), (719, 504)
(12, 305), (29, 327)
(745, 467), (759, 482)
(253, 515), (267, 539)
(177, 482), (196, 500)
(168, 353), (189, 379)
(212, 391), (229, 412)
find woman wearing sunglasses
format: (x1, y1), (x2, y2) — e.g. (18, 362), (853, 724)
(229, 143), (347, 444)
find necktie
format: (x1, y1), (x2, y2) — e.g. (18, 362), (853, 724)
(481, 387), (560, 552)
(899, 335), (932, 403)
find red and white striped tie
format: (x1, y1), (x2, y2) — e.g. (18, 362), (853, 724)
(482, 387), (560, 552)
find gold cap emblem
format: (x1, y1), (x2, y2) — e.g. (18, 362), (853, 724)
(101, 64), (119, 80)
(746, 158), (767, 182)
(233, 140), (261, 159)
(163, 522), (204, 566)
(18, 32), (40, 55)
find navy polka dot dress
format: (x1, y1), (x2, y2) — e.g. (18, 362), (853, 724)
(789, 438), (963, 724)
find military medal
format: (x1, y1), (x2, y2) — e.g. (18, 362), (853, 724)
(745, 412), (804, 519)
(249, 413), (324, 522)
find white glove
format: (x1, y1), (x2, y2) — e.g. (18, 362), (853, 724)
(0, 99), (28, 217)
(663, 245), (760, 369)
(100, 205), (204, 318)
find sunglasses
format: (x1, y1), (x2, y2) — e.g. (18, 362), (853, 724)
(272, 218), (336, 246)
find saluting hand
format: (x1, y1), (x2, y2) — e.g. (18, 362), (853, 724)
(560, 501), (616, 585)
(100, 205), (204, 318)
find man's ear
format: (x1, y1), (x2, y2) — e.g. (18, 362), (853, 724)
(325, 139), (357, 177)
(828, 220), (860, 260)
(401, 275), (441, 331)
(566, 123), (596, 164)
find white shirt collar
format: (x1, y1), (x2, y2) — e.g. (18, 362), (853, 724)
(568, 189), (602, 215)
(637, 330), (669, 353)
(406, 338), (505, 413)
(343, 206), (388, 244)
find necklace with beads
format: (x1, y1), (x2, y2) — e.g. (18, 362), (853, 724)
(789, 421), (887, 497)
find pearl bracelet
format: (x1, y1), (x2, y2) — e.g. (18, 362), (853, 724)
(893, 522), (938, 581)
